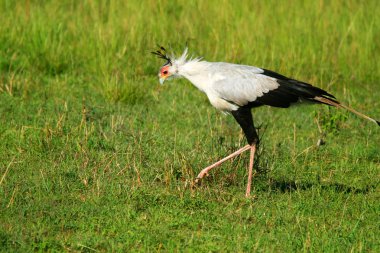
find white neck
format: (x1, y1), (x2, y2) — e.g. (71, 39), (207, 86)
(175, 60), (211, 92)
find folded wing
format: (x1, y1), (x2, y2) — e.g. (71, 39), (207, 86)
(212, 64), (337, 109)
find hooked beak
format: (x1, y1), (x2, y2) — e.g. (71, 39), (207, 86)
(159, 76), (166, 85)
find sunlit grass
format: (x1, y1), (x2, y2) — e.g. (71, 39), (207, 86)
(0, 0), (379, 251)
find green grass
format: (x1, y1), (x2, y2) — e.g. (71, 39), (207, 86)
(1, 0), (379, 251)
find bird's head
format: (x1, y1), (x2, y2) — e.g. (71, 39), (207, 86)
(152, 46), (177, 84)
(152, 46), (195, 84)
(158, 64), (175, 85)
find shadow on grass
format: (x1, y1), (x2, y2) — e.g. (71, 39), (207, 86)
(264, 178), (376, 194)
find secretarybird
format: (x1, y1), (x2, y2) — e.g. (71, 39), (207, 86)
(152, 46), (379, 197)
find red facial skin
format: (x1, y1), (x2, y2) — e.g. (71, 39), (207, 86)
(160, 65), (170, 77)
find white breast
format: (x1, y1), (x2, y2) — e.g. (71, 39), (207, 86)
(207, 93), (239, 111)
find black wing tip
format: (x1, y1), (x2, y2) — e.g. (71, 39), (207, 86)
(262, 68), (337, 100)
(376, 120), (380, 127)
(325, 92), (336, 99)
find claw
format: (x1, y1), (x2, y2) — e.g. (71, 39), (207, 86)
(191, 177), (202, 189)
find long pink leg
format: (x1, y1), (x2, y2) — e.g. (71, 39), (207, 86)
(245, 144), (256, 197)
(194, 144), (251, 184)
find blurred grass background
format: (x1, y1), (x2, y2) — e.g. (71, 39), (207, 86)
(0, 0), (379, 251)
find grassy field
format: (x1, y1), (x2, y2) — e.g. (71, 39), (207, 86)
(1, 0), (379, 251)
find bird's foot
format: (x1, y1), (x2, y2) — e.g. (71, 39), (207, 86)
(192, 172), (208, 188)
(191, 178), (201, 189)
(192, 145), (251, 190)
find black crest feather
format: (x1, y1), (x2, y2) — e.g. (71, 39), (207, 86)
(151, 46), (172, 66)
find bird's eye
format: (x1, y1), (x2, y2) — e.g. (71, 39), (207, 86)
(163, 70), (168, 75)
